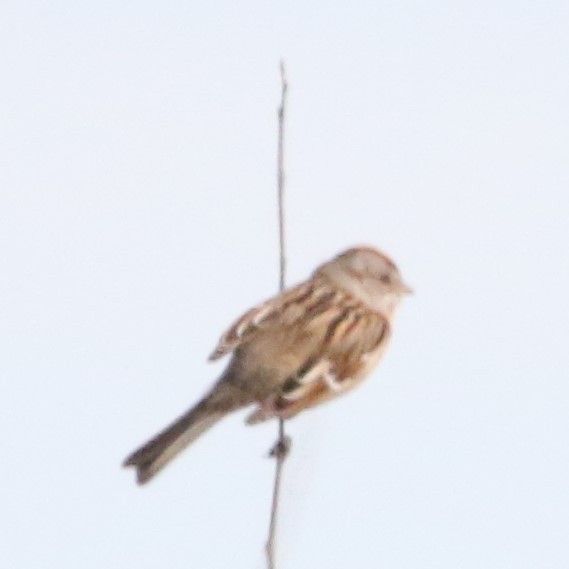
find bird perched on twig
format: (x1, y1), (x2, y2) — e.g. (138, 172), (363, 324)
(123, 246), (412, 484)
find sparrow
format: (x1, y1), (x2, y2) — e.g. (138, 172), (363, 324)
(124, 246), (411, 484)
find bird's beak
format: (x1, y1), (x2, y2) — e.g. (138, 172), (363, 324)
(399, 282), (414, 295)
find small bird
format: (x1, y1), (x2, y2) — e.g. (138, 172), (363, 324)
(123, 246), (411, 484)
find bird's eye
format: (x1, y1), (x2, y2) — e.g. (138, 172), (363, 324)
(380, 274), (391, 284)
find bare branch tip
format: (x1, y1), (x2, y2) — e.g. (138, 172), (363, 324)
(279, 60), (288, 90)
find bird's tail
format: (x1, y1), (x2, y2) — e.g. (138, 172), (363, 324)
(123, 383), (241, 484)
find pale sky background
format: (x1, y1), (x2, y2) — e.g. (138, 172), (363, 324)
(1, 1), (568, 568)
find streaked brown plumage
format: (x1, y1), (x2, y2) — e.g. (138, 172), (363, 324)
(124, 246), (411, 484)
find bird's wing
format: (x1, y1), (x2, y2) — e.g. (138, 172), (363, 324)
(208, 280), (333, 361)
(246, 305), (391, 423)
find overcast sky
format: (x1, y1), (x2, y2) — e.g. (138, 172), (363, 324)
(1, 1), (568, 568)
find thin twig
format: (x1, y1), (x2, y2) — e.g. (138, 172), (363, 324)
(277, 62), (287, 293)
(266, 60), (291, 569)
